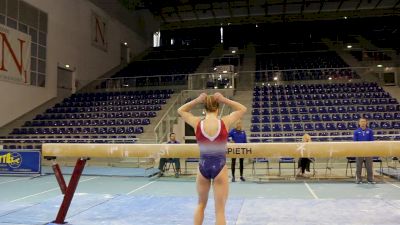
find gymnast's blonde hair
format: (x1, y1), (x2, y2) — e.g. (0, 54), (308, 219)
(302, 133), (312, 142)
(204, 95), (219, 112)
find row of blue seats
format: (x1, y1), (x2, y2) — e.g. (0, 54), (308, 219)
(253, 90), (387, 96)
(11, 126), (144, 135)
(73, 90), (173, 97)
(24, 118), (150, 127)
(250, 136), (400, 142)
(47, 105), (162, 114)
(1, 135), (137, 139)
(253, 99), (397, 107)
(59, 100), (167, 107)
(254, 82), (379, 90)
(252, 113), (400, 123)
(62, 99), (168, 106)
(34, 112), (156, 120)
(251, 121), (400, 132)
(251, 130), (399, 137)
(68, 94), (171, 102)
(252, 105), (400, 115)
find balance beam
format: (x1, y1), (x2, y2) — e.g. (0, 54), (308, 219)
(43, 141), (400, 159)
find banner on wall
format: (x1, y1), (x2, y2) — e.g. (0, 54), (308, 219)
(0, 149), (41, 175)
(91, 11), (108, 52)
(0, 24), (31, 84)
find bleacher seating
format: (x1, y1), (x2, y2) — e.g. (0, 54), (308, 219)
(255, 51), (359, 82)
(102, 46), (213, 88)
(1, 90), (173, 148)
(250, 82), (400, 142)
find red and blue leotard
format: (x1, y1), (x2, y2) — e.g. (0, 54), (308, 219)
(195, 119), (228, 180)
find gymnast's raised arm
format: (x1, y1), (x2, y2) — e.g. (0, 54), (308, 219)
(215, 92), (247, 129)
(177, 93), (207, 129)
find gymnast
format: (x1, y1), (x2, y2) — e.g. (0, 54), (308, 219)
(178, 92), (246, 225)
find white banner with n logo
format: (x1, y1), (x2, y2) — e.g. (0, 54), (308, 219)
(0, 24), (31, 84)
(91, 11), (108, 52)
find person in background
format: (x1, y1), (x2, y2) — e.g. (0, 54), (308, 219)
(158, 133), (181, 178)
(229, 120), (247, 182)
(296, 133), (313, 177)
(354, 117), (375, 184)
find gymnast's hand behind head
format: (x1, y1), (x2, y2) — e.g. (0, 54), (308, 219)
(213, 92), (224, 102)
(196, 93), (207, 104)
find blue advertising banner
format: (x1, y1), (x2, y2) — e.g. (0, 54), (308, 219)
(0, 150), (41, 174)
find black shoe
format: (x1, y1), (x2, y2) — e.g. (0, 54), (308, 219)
(240, 176), (246, 182)
(368, 181), (376, 184)
(157, 172), (164, 177)
(175, 172), (180, 178)
(231, 177), (235, 182)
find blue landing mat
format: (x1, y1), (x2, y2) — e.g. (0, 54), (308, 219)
(42, 166), (159, 177)
(1, 195), (400, 225)
(236, 199), (400, 225)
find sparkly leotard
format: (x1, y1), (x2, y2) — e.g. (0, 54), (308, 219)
(195, 119), (228, 180)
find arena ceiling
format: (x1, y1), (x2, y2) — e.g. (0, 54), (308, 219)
(99, 0), (400, 29)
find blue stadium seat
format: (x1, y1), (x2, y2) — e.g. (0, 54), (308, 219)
(311, 114), (321, 121)
(272, 124), (282, 132)
(271, 116), (281, 123)
(262, 124), (271, 132)
(308, 107), (318, 114)
(326, 123), (336, 130)
(262, 116), (270, 123)
(292, 115), (301, 122)
(283, 124), (293, 132)
(251, 116), (260, 123)
(315, 123), (325, 131)
(262, 109), (270, 115)
(252, 109), (260, 115)
(304, 123), (314, 131)
(282, 115), (291, 122)
(331, 114), (342, 121)
(289, 108), (298, 114)
(337, 123), (347, 130)
(301, 115), (311, 122)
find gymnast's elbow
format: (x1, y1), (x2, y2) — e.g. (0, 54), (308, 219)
(177, 107), (185, 116)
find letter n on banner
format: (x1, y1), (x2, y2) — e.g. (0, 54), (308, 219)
(0, 24), (31, 84)
(91, 11), (108, 52)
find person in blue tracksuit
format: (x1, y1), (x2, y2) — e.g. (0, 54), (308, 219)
(354, 117), (375, 184)
(229, 120), (247, 182)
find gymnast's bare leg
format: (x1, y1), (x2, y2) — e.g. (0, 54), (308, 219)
(194, 169), (211, 225)
(213, 165), (229, 225)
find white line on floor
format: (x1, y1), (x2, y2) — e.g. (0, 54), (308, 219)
(0, 177), (31, 184)
(304, 182), (319, 199)
(127, 181), (156, 195)
(386, 181), (400, 189)
(10, 177), (99, 202)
